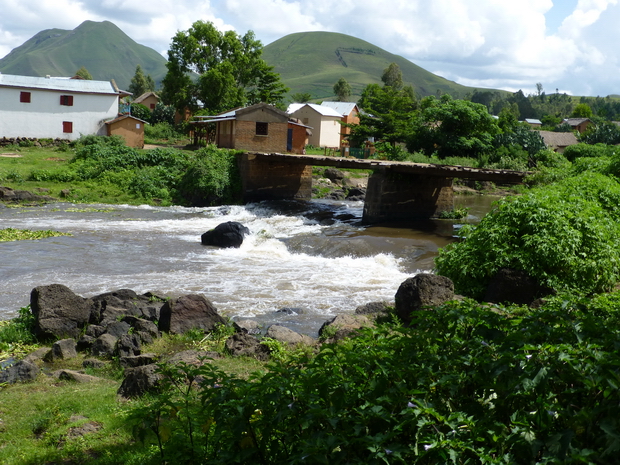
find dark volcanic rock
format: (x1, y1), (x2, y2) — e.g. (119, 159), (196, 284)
(31, 284), (92, 339)
(118, 365), (164, 398)
(225, 333), (270, 360)
(201, 221), (250, 248)
(0, 360), (40, 384)
(395, 274), (454, 323)
(484, 268), (554, 305)
(45, 338), (78, 361)
(158, 294), (226, 335)
(265, 325), (315, 346)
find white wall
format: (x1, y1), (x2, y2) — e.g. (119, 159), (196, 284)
(0, 87), (118, 140)
(290, 106), (341, 148)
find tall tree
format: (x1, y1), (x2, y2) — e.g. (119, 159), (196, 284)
(74, 66), (92, 80)
(128, 65), (156, 97)
(161, 21), (287, 113)
(333, 77), (352, 102)
(381, 63), (403, 90)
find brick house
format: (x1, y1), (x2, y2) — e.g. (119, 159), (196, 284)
(194, 103), (311, 154)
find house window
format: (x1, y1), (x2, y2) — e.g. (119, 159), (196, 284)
(150, 103), (155, 110)
(20, 92), (31, 103)
(60, 95), (74, 106)
(62, 121), (73, 133)
(256, 122), (268, 136)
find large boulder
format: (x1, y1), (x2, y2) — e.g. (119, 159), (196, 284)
(225, 333), (271, 361)
(483, 268), (554, 305)
(0, 360), (40, 384)
(395, 274), (454, 322)
(201, 221), (250, 248)
(265, 325), (315, 347)
(118, 365), (164, 398)
(45, 338), (78, 362)
(90, 289), (165, 324)
(158, 294), (226, 335)
(31, 284), (92, 339)
(318, 314), (372, 342)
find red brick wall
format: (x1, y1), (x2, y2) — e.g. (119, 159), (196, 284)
(234, 120), (287, 153)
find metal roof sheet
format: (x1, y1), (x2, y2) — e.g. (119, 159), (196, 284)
(288, 103), (342, 118)
(0, 73), (117, 95)
(320, 101), (358, 116)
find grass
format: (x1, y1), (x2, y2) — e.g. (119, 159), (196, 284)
(0, 329), (269, 464)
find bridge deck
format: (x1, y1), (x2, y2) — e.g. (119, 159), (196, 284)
(246, 152), (528, 184)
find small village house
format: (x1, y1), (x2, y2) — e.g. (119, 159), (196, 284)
(105, 114), (146, 148)
(287, 103), (342, 148)
(539, 130), (578, 153)
(0, 73), (121, 140)
(193, 103), (311, 154)
(320, 101), (360, 147)
(563, 118), (592, 134)
(133, 91), (160, 111)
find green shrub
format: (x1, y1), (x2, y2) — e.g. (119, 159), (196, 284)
(563, 143), (614, 162)
(127, 297), (620, 464)
(436, 172), (620, 298)
(176, 145), (242, 206)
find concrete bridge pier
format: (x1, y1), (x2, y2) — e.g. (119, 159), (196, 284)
(237, 153), (313, 202)
(362, 169), (454, 224)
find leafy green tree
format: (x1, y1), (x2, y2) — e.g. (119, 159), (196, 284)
(333, 77), (352, 102)
(161, 20), (287, 113)
(128, 65), (156, 98)
(290, 92), (313, 103)
(130, 103), (151, 122)
(381, 62), (403, 90)
(580, 121), (620, 145)
(74, 66), (92, 80)
(571, 103), (593, 118)
(408, 94), (499, 159)
(350, 82), (417, 148)
(150, 102), (176, 125)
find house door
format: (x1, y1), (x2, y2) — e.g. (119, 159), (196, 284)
(287, 128), (293, 152)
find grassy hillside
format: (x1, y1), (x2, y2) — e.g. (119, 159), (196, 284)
(263, 31), (496, 102)
(0, 21), (168, 90)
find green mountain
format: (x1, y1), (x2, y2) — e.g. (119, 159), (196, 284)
(262, 31), (495, 102)
(0, 20), (167, 91)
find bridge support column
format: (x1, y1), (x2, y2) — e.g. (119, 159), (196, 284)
(238, 153), (313, 202)
(362, 169), (454, 224)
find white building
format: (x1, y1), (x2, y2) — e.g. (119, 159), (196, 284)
(0, 73), (120, 141)
(287, 103), (342, 148)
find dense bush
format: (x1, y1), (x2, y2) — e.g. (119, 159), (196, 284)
(562, 143), (615, 162)
(128, 296), (620, 464)
(176, 145), (242, 206)
(436, 172), (620, 298)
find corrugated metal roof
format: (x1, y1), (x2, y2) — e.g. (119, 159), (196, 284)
(287, 103), (342, 118)
(0, 73), (117, 94)
(320, 101), (358, 116)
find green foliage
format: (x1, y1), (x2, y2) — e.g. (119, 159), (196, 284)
(162, 20), (287, 113)
(580, 121), (620, 145)
(176, 145), (242, 206)
(290, 92), (312, 103)
(74, 66), (92, 80)
(571, 102), (593, 118)
(333, 77), (352, 102)
(0, 228), (71, 242)
(0, 306), (36, 346)
(127, 297), (620, 463)
(128, 64), (155, 98)
(436, 172), (620, 298)
(438, 207), (469, 219)
(563, 142), (615, 161)
(144, 122), (186, 143)
(149, 102), (176, 125)
(408, 94), (499, 159)
(129, 103), (151, 122)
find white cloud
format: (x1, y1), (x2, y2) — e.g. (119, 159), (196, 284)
(0, 0), (619, 96)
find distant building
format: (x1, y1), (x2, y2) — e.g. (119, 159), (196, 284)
(287, 103), (343, 148)
(320, 101), (361, 147)
(539, 130), (578, 153)
(133, 91), (160, 111)
(524, 118), (542, 128)
(562, 118), (593, 134)
(0, 73), (120, 140)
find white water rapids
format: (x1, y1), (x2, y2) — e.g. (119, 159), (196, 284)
(0, 196), (491, 336)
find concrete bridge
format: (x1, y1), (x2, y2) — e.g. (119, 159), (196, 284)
(237, 152), (528, 224)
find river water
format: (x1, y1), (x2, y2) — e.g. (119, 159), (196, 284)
(0, 195), (497, 336)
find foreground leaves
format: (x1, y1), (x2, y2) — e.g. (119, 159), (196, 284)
(129, 295), (620, 464)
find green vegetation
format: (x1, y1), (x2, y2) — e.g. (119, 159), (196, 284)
(162, 20), (288, 114)
(0, 228), (71, 242)
(0, 135), (242, 207)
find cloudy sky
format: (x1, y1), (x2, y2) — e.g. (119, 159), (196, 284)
(0, 0), (618, 97)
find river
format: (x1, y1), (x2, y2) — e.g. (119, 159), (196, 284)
(0, 194), (498, 336)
